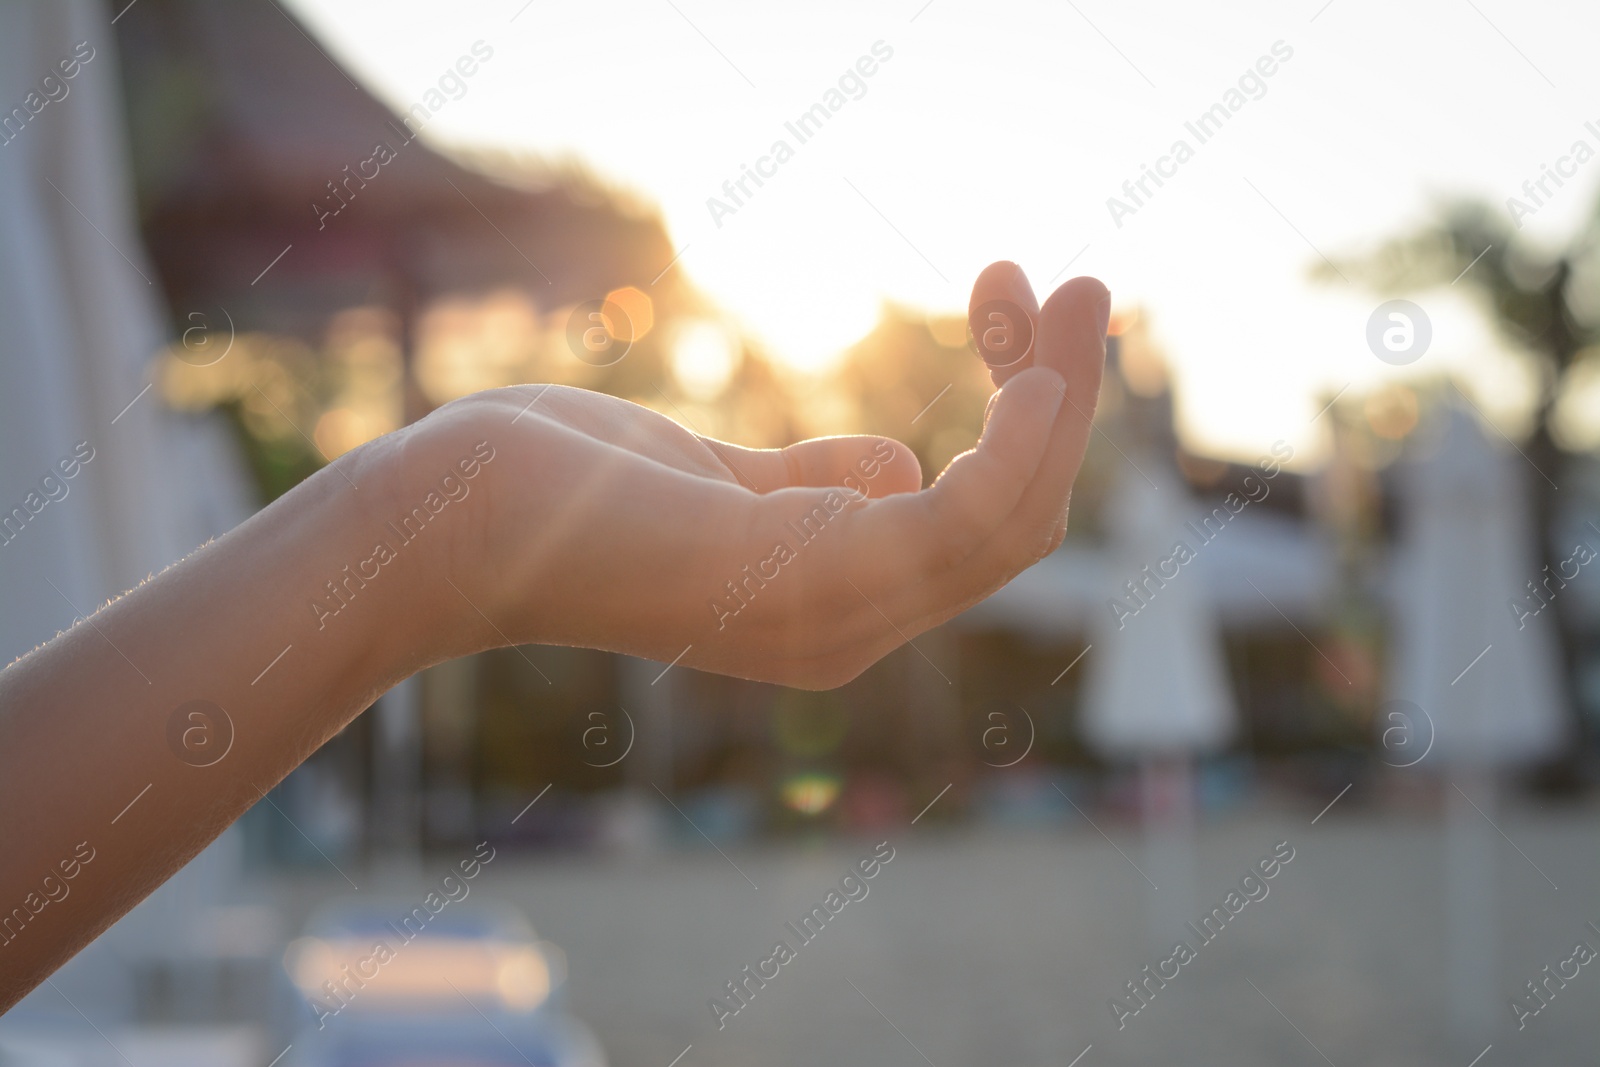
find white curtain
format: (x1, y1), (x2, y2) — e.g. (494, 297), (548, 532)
(0, 0), (259, 1032)
(0, 0), (253, 668)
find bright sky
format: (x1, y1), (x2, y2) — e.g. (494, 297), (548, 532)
(288, 0), (1600, 461)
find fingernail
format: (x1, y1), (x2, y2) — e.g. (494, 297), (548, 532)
(1096, 292), (1112, 338)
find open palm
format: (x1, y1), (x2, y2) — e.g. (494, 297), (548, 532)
(407, 263), (1109, 689)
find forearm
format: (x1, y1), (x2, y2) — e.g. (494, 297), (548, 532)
(0, 312), (1100, 1004)
(0, 431), (452, 1008)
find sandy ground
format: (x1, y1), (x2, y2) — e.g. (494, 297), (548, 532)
(264, 797), (1600, 1067)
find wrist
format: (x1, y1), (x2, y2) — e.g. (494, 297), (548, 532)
(356, 413), (510, 670)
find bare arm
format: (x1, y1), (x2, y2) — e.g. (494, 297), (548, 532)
(0, 438), (438, 1006)
(0, 266), (1106, 1009)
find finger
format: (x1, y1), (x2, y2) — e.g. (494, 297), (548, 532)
(968, 260), (1040, 388)
(1031, 275), (1110, 407)
(849, 366), (1067, 577)
(702, 435), (922, 497)
(1017, 276), (1112, 543)
(896, 276), (1111, 627)
(734, 279), (1109, 684)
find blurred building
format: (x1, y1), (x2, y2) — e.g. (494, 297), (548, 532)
(101, 2), (1600, 862)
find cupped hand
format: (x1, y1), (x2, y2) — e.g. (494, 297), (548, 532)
(402, 265), (1108, 689)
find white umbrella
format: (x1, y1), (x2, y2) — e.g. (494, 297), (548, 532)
(1389, 403), (1566, 764)
(1080, 455), (1238, 936)
(1081, 456), (1238, 757)
(1388, 401), (1567, 1048)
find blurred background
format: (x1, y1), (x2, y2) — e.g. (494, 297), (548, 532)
(3, 0), (1600, 1064)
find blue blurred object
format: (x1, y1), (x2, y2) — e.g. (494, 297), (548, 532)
(972, 766), (1076, 827)
(1196, 755), (1256, 812)
(278, 898), (606, 1067)
(678, 784), (762, 843)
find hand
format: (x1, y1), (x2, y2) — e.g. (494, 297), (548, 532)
(0, 263), (1106, 1008)
(402, 265), (1110, 688)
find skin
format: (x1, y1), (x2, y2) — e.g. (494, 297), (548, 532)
(0, 264), (1107, 1009)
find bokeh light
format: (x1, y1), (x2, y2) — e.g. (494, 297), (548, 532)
(670, 320), (739, 401)
(780, 772), (842, 816)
